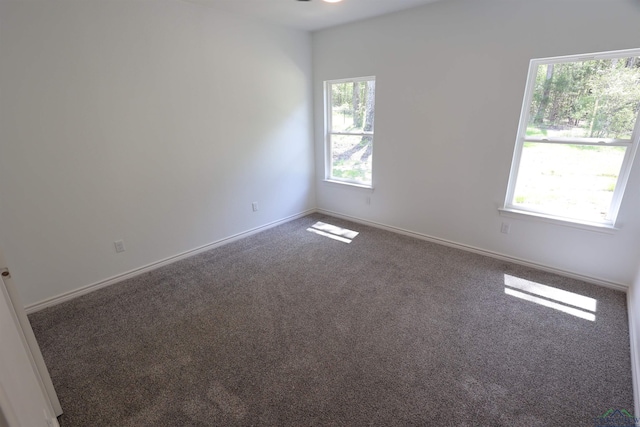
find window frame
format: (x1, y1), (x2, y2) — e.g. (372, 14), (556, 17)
(503, 49), (640, 229)
(324, 76), (376, 189)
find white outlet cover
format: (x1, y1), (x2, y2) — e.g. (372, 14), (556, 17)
(501, 223), (511, 234)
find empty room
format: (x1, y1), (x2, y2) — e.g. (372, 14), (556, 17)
(1, 0), (639, 425)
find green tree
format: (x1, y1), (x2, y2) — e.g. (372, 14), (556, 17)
(587, 59), (640, 138)
(533, 64), (554, 126)
(528, 57), (640, 138)
(336, 80), (376, 162)
(353, 81), (362, 128)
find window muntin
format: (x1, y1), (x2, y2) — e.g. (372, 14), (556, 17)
(325, 77), (376, 187)
(505, 50), (640, 226)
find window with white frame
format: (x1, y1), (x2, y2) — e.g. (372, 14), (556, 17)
(504, 49), (640, 227)
(325, 77), (376, 187)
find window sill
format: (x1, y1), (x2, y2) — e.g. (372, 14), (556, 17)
(498, 207), (618, 234)
(323, 179), (374, 190)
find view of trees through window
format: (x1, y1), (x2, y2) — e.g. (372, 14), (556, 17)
(327, 78), (375, 185)
(528, 57), (640, 139)
(511, 53), (640, 223)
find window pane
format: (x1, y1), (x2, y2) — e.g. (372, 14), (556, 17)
(330, 134), (372, 185)
(527, 57), (640, 140)
(513, 143), (626, 221)
(330, 80), (376, 133)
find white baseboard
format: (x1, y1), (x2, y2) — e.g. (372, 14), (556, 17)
(25, 209), (316, 314)
(629, 289), (640, 418)
(316, 209), (629, 293)
(24, 205), (638, 413)
(28, 206), (630, 307)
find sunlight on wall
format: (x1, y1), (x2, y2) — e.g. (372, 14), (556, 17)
(307, 221), (359, 243)
(504, 274), (597, 321)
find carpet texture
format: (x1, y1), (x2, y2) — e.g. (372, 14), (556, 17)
(29, 213), (633, 426)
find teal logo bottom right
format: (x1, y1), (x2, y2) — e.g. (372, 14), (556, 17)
(595, 409), (640, 427)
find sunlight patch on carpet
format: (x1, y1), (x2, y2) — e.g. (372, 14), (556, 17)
(504, 274), (596, 321)
(307, 221), (359, 243)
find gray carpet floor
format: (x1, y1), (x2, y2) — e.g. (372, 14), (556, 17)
(28, 213), (633, 426)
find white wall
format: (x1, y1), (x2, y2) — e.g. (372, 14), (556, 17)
(313, 0), (640, 287)
(0, 0), (315, 306)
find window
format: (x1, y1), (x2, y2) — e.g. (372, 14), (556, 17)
(324, 76), (376, 187)
(504, 49), (640, 227)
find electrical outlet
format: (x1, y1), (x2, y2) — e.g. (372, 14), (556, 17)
(252, 202), (258, 212)
(500, 222), (511, 234)
(366, 196), (371, 205)
(114, 240), (126, 253)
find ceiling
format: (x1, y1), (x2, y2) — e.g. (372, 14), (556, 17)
(184, 0), (444, 31)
